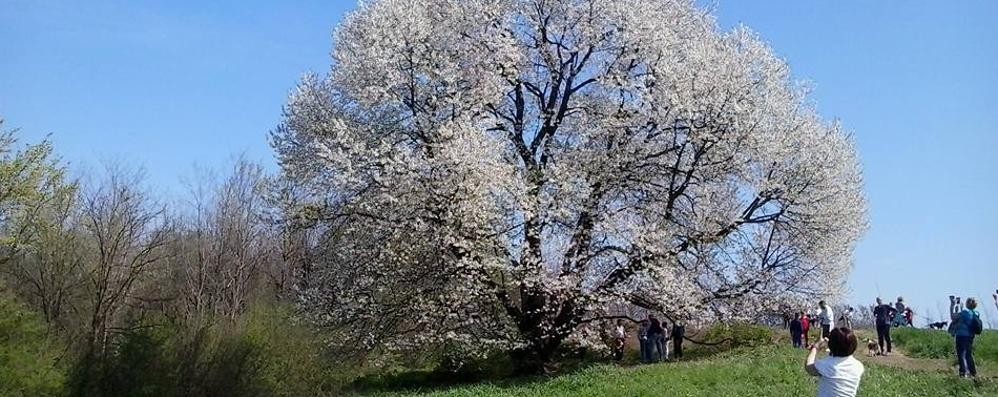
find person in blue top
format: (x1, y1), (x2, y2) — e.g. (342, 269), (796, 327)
(949, 296), (981, 378)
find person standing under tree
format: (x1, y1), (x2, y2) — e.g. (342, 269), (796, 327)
(801, 313), (812, 348)
(648, 315), (667, 362)
(818, 301), (835, 340)
(612, 320), (626, 361)
(790, 312), (804, 348)
(659, 320), (670, 361)
(638, 318), (651, 363)
(873, 297), (897, 356)
(671, 322), (685, 359)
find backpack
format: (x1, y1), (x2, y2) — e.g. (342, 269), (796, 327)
(970, 313), (983, 335)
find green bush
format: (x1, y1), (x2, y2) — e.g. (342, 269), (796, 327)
(69, 320), (264, 397)
(704, 323), (774, 348)
(0, 294), (67, 397)
(68, 303), (352, 397)
(243, 304), (352, 397)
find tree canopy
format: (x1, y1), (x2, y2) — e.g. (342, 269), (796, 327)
(274, 0), (867, 370)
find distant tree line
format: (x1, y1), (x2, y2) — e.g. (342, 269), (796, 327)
(0, 119), (337, 396)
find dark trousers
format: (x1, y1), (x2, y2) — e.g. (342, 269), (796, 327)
(956, 336), (977, 376)
(639, 337), (651, 363)
(821, 324), (831, 339)
(673, 337), (683, 358)
(876, 323), (892, 353)
(791, 331), (802, 348)
(651, 334), (666, 361)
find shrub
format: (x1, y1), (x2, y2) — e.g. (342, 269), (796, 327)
(0, 294), (67, 397)
(68, 303), (353, 397)
(242, 304), (352, 397)
(704, 323), (774, 349)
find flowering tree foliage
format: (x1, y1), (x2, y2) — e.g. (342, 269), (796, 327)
(273, 0), (866, 369)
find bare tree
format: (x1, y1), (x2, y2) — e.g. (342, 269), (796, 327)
(213, 160), (271, 318)
(169, 159), (274, 324)
(79, 165), (169, 357)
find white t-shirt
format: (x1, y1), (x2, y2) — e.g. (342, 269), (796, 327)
(819, 307), (835, 327)
(815, 355), (864, 397)
(615, 325), (626, 339)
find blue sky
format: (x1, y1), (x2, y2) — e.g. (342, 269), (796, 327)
(2, 1), (996, 325)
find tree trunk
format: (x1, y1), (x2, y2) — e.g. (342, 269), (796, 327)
(508, 287), (579, 374)
(510, 337), (564, 375)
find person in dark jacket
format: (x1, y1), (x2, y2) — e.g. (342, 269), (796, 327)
(648, 315), (666, 362)
(638, 318), (651, 363)
(671, 322), (685, 359)
(790, 312), (804, 348)
(873, 297), (897, 356)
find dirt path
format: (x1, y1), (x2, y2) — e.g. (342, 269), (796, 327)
(855, 349), (952, 373)
(851, 331), (996, 379)
(858, 349), (998, 381)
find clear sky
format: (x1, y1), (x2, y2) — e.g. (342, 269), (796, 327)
(2, 1), (996, 326)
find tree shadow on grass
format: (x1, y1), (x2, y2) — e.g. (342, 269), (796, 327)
(348, 342), (743, 395)
(349, 368), (544, 395)
(348, 350), (612, 395)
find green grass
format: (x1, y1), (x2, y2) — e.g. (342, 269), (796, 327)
(364, 344), (998, 397)
(894, 328), (998, 367)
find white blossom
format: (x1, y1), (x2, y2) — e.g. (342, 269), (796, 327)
(274, 0), (867, 368)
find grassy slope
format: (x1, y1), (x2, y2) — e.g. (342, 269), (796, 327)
(370, 337), (998, 397)
(893, 328), (998, 367)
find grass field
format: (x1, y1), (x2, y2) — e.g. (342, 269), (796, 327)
(361, 330), (998, 397)
(893, 328), (998, 367)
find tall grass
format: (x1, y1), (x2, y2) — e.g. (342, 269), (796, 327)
(893, 328), (998, 366)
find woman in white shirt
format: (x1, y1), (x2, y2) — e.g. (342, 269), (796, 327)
(805, 327), (865, 397)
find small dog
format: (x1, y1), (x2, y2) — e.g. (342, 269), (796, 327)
(928, 321), (948, 330)
(866, 339), (879, 356)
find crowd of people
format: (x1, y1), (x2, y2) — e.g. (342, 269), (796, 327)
(609, 291), (994, 397)
(790, 290), (993, 397)
(788, 300), (839, 349)
(789, 296), (920, 357)
(868, 292), (989, 378)
(612, 315), (685, 364)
